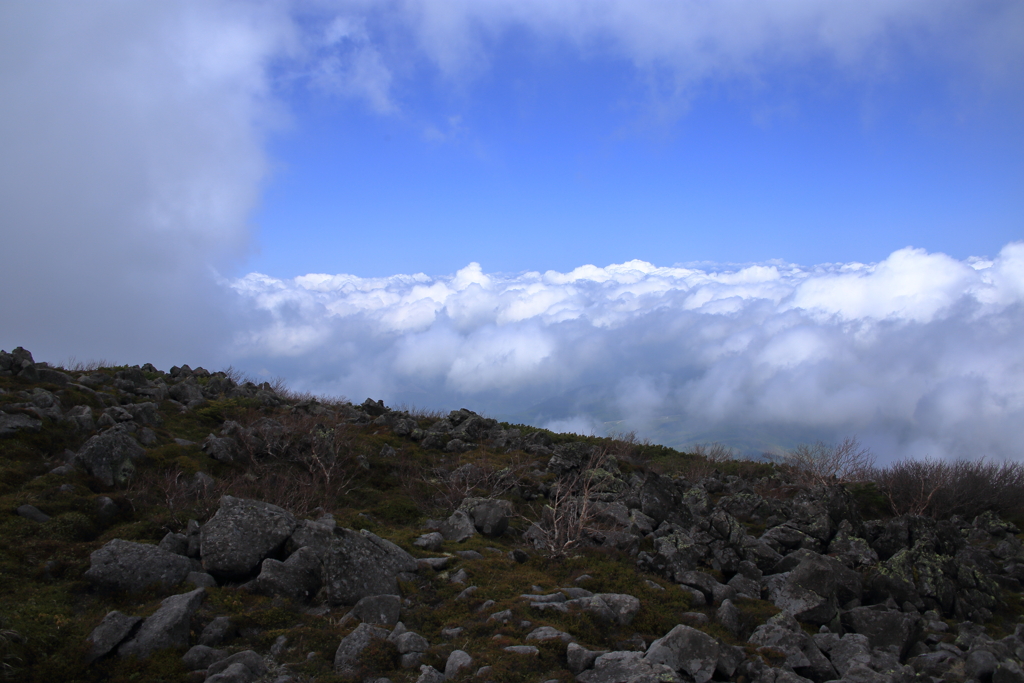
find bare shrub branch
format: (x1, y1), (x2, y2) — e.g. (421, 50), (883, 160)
(527, 447), (608, 557)
(427, 456), (530, 513)
(782, 437), (875, 486)
(874, 457), (1024, 519)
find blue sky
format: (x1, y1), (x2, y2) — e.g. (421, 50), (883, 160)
(248, 2), (1023, 278)
(2, 1), (1023, 461)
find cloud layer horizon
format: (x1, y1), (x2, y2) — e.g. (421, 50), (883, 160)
(230, 243), (1024, 463)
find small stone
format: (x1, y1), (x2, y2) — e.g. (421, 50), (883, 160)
(16, 504), (49, 523)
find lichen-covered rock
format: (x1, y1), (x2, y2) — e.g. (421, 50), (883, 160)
(200, 496), (298, 579)
(76, 425), (145, 486)
(645, 624), (719, 683)
(84, 539), (194, 594)
(288, 521), (418, 606)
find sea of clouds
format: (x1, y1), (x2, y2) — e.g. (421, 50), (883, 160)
(230, 244), (1024, 462)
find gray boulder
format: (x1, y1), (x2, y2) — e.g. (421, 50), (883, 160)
(334, 622), (389, 677)
(158, 531), (189, 556)
(439, 509), (476, 542)
(765, 569), (836, 626)
(182, 644), (228, 670)
(567, 642), (608, 674)
(526, 626), (574, 643)
(0, 411), (42, 436)
(966, 649), (999, 682)
(579, 651), (683, 683)
(416, 665), (445, 683)
(748, 613), (812, 671)
(840, 606), (918, 657)
(202, 434), (238, 463)
(200, 496), (298, 579)
(66, 405), (95, 431)
(317, 528), (417, 602)
(205, 651), (267, 683)
(126, 402), (161, 425)
(85, 611), (142, 663)
(76, 425), (145, 487)
(199, 616), (236, 647)
(255, 546), (322, 602)
(16, 504), (49, 523)
(445, 649), (473, 678)
(118, 588), (205, 658)
(389, 630), (429, 655)
(994, 661), (1024, 683)
(460, 497), (514, 536)
(828, 634), (872, 677)
(595, 593), (642, 626)
(84, 539), (194, 594)
(675, 570), (727, 605)
(645, 624), (720, 683)
(348, 594), (402, 626)
(169, 378), (204, 404)
(717, 599), (742, 637)
(413, 532), (444, 551)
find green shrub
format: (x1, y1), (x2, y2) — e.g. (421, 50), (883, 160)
(45, 512), (97, 542)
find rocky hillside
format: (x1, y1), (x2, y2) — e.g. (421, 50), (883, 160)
(1, 346), (1023, 683)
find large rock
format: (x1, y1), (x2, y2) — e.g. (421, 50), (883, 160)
(325, 530), (418, 605)
(748, 613), (812, 671)
(445, 649), (473, 678)
(0, 411), (42, 436)
(594, 593), (642, 626)
(579, 651), (683, 683)
(840, 606), (919, 657)
(200, 497), (298, 579)
(765, 550), (862, 627)
(255, 546), (322, 602)
(76, 425), (145, 486)
(765, 571), (836, 626)
(182, 644), (228, 670)
(645, 624), (720, 683)
(348, 594), (402, 626)
(439, 509), (476, 542)
(829, 634), (872, 677)
(567, 642), (608, 674)
(85, 611), (142, 663)
(334, 622), (389, 677)
(84, 539), (194, 594)
(460, 497), (514, 536)
(118, 588), (205, 658)
(205, 651), (267, 683)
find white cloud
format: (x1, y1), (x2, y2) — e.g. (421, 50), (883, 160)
(231, 242), (1024, 462)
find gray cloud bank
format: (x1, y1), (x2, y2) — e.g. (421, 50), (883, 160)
(232, 244), (1024, 462)
(0, 2), (293, 368)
